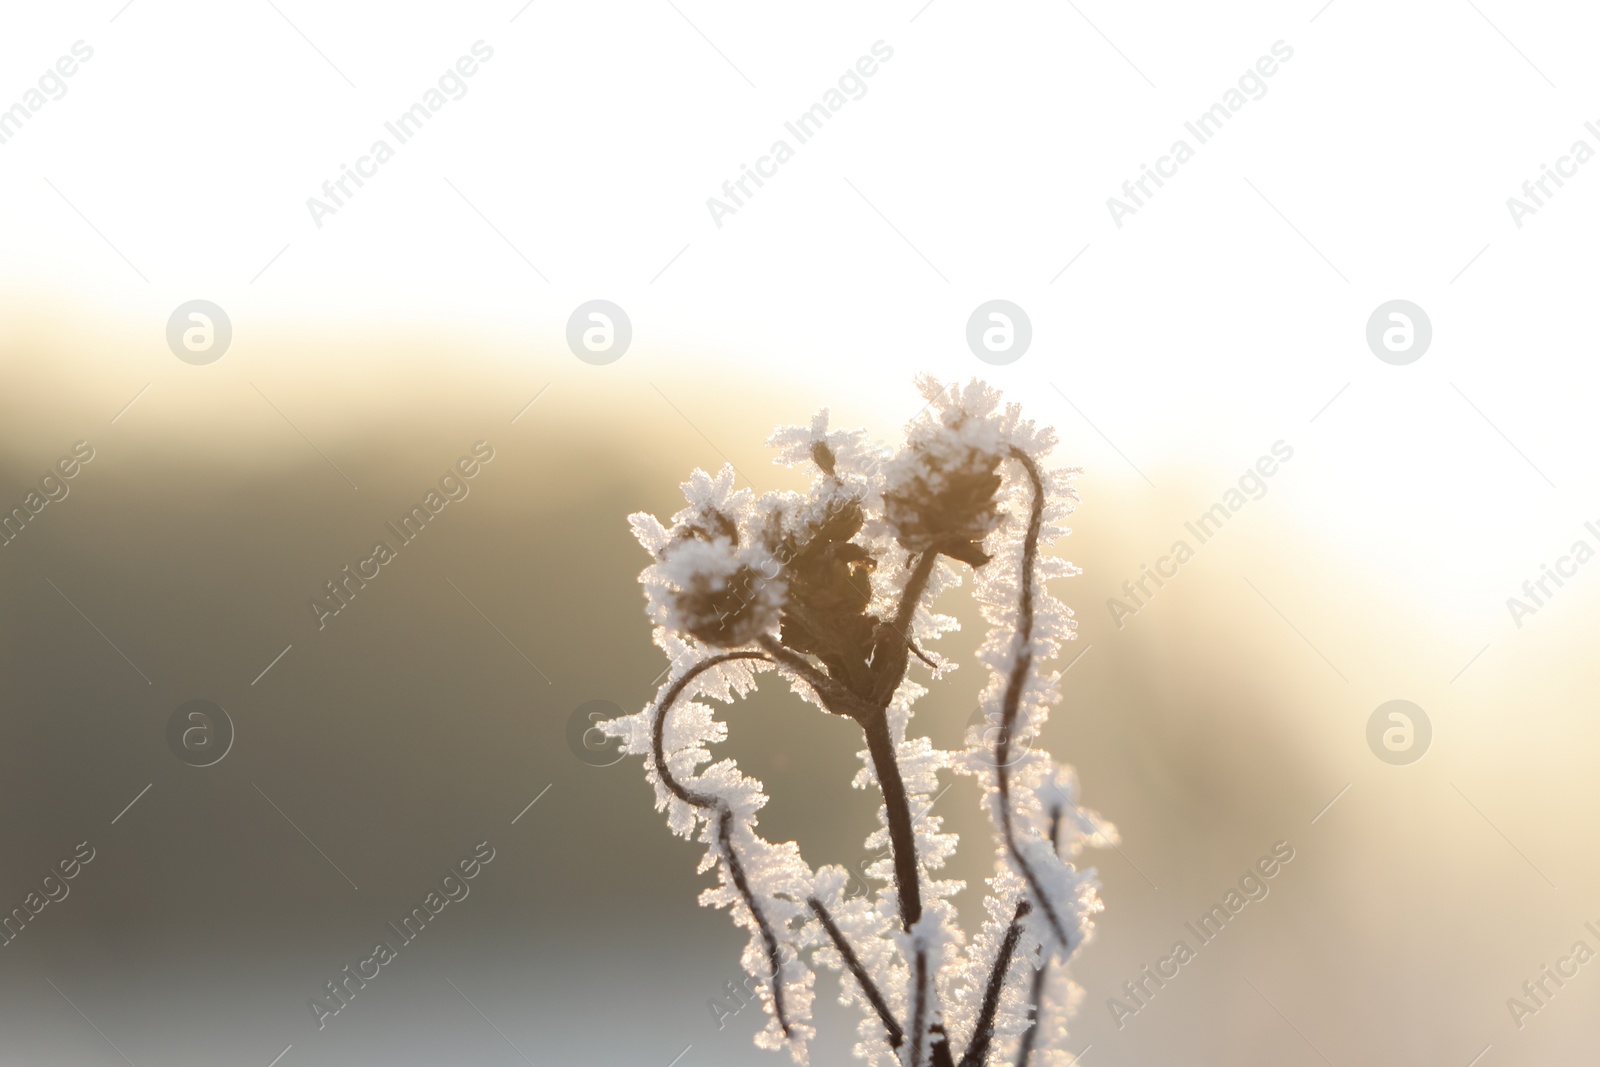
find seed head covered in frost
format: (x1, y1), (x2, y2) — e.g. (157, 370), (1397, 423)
(658, 537), (785, 649)
(882, 387), (1008, 567)
(603, 379), (1114, 1067)
(631, 466), (787, 650)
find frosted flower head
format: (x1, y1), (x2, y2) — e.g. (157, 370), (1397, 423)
(878, 376), (1049, 568)
(615, 380), (1100, 1067)
(658, 536), (785, 649)
(631, 465), (753, 562)
(882, 429), (1004, 567)
(767, 409), (884, 484)
(758, 491), (877, 664)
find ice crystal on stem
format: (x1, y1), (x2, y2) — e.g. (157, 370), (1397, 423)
(603, 378), (1113, 1066)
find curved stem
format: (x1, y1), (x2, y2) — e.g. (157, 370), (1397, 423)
(655, 548), (945, 1055)
(757, 635), (872, 719)
(760, 628), (932, 1061)
(650, 651), (795, 1037)
(651, 651), (770, 808)
(992, 447), (1073, 950)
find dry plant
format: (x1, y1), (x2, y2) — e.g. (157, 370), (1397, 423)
(603, 377), (1114, 1066)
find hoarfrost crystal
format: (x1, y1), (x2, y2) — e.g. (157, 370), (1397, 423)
(603, 378), (1113, 1066)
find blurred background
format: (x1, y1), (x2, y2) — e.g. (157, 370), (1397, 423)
(3, 1), (1600, 1064)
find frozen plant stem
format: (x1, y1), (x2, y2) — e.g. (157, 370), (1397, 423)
(810, 897), (905, 1049)
(605, 378), (1116, 1066)
(648, 649), (795, 1034)
(993, 448), (1073, 951)
(1014, 806), (1063, 1067)
(862, 656), (926, 929)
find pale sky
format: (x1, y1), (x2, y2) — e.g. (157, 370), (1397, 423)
(3, 0), (1596, 649)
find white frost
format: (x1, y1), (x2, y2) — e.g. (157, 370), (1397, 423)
(603, 379), (1113, 1066)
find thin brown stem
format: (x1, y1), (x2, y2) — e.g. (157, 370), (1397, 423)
(867, 702), (936, 1063)
(649, 651), (794, 1036)
(704, 551), (940, 1055)
(810, 897), (904, 1050)
(757, 635), (872, 719)
(891, 550), (941, 635)
(1016, 965), (1049, 1067)
(1016, 806), (1064, 1067)
(910, 950), (930, 1067)
(956, 900), (1031, 1067)
(651, 652), (770, 808)
(992, 447), (1073, 950)
(861, 707), (922, 930)
(718, 808), (792, 1038)
(864, 550), (942, 1062)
